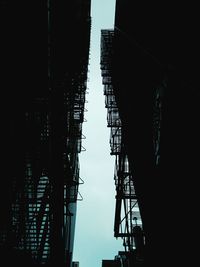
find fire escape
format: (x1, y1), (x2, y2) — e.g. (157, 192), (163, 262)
(0, 1), (91, 266)
(100, 30), (144, 253)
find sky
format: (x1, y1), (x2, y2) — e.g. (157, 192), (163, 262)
(72, 0), (124, 266)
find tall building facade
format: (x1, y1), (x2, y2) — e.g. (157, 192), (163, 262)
(101, 28), (144, 267)
(101, 1), (200, 266)
(0, 1), (91, 266)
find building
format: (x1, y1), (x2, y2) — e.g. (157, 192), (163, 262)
(102, 259), (121, 267)
(72, 261), (79, 267)
(101, 29), (144, 255)
(102, 251), (144, 267)
(101, 1), (200, 266)
(0, 1), (91, 266)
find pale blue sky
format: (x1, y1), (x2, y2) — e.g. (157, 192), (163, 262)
(73, 1), (124, 266)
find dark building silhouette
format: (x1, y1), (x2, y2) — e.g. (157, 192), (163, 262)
(102, 250), (144, 267)
(72, 261), (79, 267)
(101, 29), (144, 257)
(102, 259), (121, 267)
(101, 1), (200, 266)
(0, 1), (91, 266)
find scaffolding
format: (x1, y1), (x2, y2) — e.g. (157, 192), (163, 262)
(101, 30), (143, 252)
